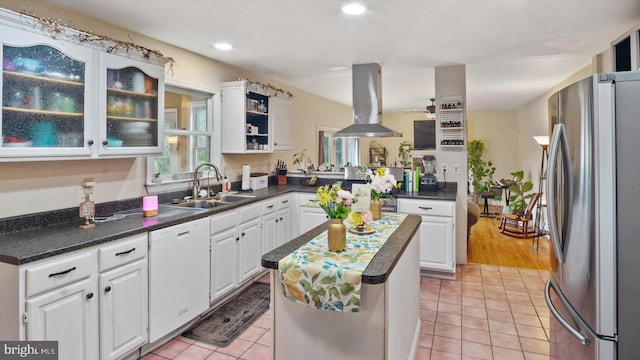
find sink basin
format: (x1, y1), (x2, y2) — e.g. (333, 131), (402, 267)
(176, 199), (231, 209)
(213, 194), (256, 202)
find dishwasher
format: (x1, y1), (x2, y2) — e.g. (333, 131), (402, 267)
(148, 217), (209, 343)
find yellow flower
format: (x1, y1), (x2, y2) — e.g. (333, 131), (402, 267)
(348, 212), (363, 225)
(374, 168), (386, 176)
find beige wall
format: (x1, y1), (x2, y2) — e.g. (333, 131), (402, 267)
(466, 110), (520, 182)
(0, 1), (351, 218)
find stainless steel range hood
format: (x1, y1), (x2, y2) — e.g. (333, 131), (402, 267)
(334, 63), (402, 138)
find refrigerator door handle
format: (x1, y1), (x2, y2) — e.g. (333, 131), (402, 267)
(545, 280), (590, 346)
(547, 124), (565, 262)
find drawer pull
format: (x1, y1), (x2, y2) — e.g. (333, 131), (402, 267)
(105, 286), (112, 292)
(267, 205), (274, 209)
(177, 231), (190, 237)
(86, 292), (94, 299)
(282, 200), (289, 204)
(419, 206), (433, 210)
(48, 266), (76, 278)
(275, 219), (279, 223)
(115, 247), (136, 256)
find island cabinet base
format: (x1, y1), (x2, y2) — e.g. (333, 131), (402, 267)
(269, 231), (420, 360)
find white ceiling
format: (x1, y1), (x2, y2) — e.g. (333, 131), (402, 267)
(43, 0), (640, 112)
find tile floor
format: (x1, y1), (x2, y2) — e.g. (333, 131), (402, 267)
(141, 264), (551, 360)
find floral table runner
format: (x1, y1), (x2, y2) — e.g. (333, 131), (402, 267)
(278, 212), (407, 312)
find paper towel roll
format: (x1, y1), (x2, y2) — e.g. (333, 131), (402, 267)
(241, 164), (251, 190)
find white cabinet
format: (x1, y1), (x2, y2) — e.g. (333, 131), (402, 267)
(238, 216), (261, 283)
(98, 53), (164, 156)
(24, 251), (99, 360)
(209, 203), (261, 302)
(276, 195), (292, 246)
(148, 218), (209, 343)
(0, 24), (97, 159)
(270, 96), (292, 151)
(0, 11), (165, 161)
(296, 193), (329, 235)
(398, 198), (456, 278)
(262, 200), (278, 260)
(98, 234), (148, 360)
(210, 210), (239, 301)
(299, 206), (328, 234)
(221, 80), (292, 153)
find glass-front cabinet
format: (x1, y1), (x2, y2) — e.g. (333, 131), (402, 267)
(0, 25), (95, 158)
(0, 13), (165, 161)
(99, 53), (164, 156)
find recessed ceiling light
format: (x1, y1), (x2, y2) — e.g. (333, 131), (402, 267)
(342, 3), (366, 15)
(214, 42), (233, 51)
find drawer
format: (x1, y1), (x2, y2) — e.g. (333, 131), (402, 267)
(397, 199), (454, 217)
(25, 250), (96, 297)
(239, 203), (262, 224)
(98, 233), (148, 273)
(277, 196), (291, 210)
(210, 210), (238, 235)
(262, 199), (277, 214)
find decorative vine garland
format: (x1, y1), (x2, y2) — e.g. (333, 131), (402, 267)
(19, 8), (176, 73)
(236, 78), (294, 99)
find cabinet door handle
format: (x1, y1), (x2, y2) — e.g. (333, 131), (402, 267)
(102, 140), (109, 146)
(282, 200), (289, 204)
(86, 292), (94, 299)
(236, 237), (240, 241)
(104, 285), (112, 292)
(48, 266), (76, 278)
(280, 217), (283, 221)
(267, 205), (274, 209)
(275, 219), (279, 223)
(419, 206), (433, 210)
(325, 215), (329, 219)
(177, 231), (190, 237)
(241, 232), (245, 236)
(115, 247), (135, 256)
(87, 140), (94, 146)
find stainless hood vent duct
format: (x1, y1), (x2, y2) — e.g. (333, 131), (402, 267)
(334, 63), (402, 138)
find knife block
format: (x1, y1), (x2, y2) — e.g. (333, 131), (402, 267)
(277, 175), (287, 185)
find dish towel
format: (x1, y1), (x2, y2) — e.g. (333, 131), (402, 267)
(278, 213), (407, 312)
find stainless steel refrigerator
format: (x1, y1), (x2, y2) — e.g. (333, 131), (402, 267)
(546, 72), (640, 359)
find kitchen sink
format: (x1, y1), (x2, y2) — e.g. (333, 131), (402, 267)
(212, 194), (256, 202)
(176, 199), (231, 209)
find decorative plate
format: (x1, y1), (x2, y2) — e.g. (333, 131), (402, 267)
(349, 227), (375, 235)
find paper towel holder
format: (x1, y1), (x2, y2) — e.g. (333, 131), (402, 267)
(241, 164), (251, 191)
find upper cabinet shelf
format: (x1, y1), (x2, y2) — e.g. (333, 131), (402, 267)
(438, 95), (465, 150)
(221, 80), (292, 153)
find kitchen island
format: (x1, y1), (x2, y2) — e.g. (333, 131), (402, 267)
(261, 213), (422, 360)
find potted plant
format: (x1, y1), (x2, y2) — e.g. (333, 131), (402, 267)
(398, 141), (412, 168)
(507, 170), (534, 213)
(467, 140), (501, 200)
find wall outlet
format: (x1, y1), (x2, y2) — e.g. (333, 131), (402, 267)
(441, 163), (448, 174)
(453, 164), (460, 175)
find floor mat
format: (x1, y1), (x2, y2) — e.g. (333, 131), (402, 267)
(182, 282), (270, 347)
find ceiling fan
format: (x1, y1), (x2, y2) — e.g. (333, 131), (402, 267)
(425, 98), (436, 119)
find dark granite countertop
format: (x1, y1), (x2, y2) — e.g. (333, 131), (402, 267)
(0, 179), (454, 266)
(261, 214), (421, 284)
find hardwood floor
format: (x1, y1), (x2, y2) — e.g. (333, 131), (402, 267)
(467, 214), (551, 270)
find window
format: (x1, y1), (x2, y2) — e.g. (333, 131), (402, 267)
(146, 85), (215, 186)
(317, 126), (359, 169)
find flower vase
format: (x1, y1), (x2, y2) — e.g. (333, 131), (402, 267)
(327, 218), (346, 252)
(371, 198), (382, 220)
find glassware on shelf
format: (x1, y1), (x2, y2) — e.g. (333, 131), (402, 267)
(258, 100), (267, 113)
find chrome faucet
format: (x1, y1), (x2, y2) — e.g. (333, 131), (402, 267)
(193, 162), (223, 199)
